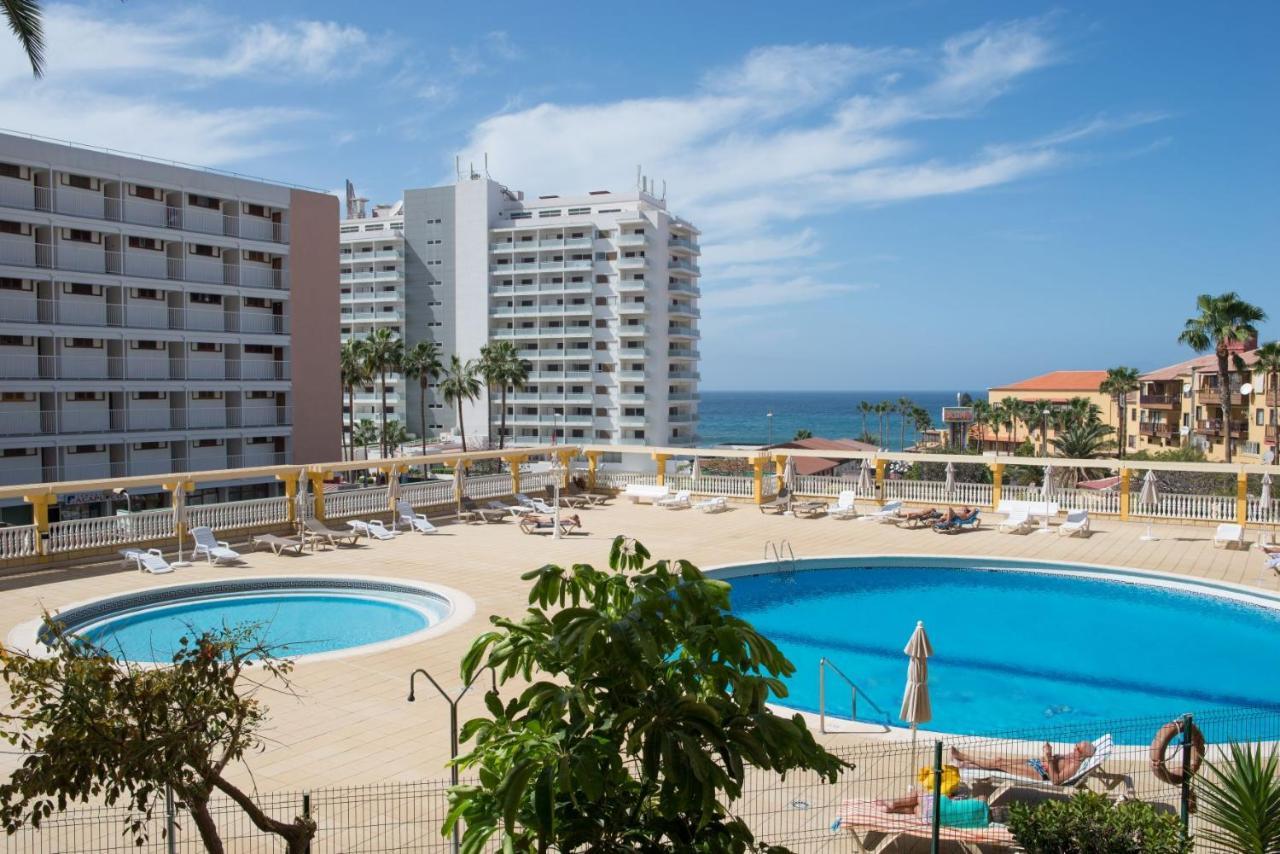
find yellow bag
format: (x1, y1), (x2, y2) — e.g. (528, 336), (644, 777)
(917, 764), (961, 797)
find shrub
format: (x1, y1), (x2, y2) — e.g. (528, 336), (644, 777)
(1008, 791), (1189, 854)
(1196, 742), (1280, 854)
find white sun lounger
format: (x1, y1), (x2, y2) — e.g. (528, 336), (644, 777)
(1058, 509), (1090, 537)
(396, 501), (438, 534)
(860, 500), (902, 522)
(1214, 523), (1245, 549)
(827, 490), (859, 519)
(349, 519), (397, 540)
(959, 734), (1132, 801)
(657, 489), (691, 509)
(190, 526), (242, 565)
(120, 547), (175, 574)
(624, 484), (670, 504)
(693, 496), (729, 513)
(997, 508), (1033, 534)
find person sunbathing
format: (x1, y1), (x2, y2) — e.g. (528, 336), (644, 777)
(902, 507), (942, 524)
(949, 741), (1095, 785)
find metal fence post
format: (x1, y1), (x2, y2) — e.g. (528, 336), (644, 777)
(302, 790), (312, 854)
(931, 740), (943, 854)
(1180, 713), (1193, 839)
(165, 784), (177, 854)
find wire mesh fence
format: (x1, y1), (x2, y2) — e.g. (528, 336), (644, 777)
(5, 706), (1277, 852)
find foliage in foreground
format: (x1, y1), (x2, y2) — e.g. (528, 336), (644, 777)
(0, 619), (314, 854)
(445, 536), (847, 853)
(1008, 791), (1189, 854)
(1196, 742), (1280, 854)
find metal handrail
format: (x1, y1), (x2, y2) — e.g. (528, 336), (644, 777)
(818, 656), (892, 734)
(763, 539), (796, 574)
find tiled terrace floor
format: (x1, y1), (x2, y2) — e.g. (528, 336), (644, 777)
(0, 500), (1274, 795)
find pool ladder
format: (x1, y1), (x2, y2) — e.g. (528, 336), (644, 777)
(818, 657), (892, 734)
(764, 539), (797, 576)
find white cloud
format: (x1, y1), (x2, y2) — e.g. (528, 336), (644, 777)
(210, 21), (374, 79)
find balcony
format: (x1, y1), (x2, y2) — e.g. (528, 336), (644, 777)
(1268, 389), (1279, 407)
(618, 371), (647, 381)
(1268, 425), (1278, 443)
(669, 258), (700, 274)
(669, 281), (700, 296)
(1197, 388), (1245, 406)
(668, 348), (700, 359)
(0, 294), (284, 335)
(617, 234), (647, 247)
(1138, 423), (1176, 438)
(669, 236), (699, 253)
(340, 270), (402, 285)
(0, 355), (289, 382)
(617, 324), (648, 337)
(1195, 419), (1248, 438)
(617, 257), (647, 270)
(618, 303), (648, 315)
(1139, 393), (1180, 408)
(617, 280), (648, 292)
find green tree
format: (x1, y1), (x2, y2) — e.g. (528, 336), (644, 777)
(339, 338), (369, 462)
(971, 400), (992, 450)
(857, 400), (873, 440)
(439, 355), (483, 453)
(0, 618), (315, 854)
(792, 428), (813, 440)
(1197, 742), (1280, 854)
(875, 400), (892, 445)
(446, 537), (846, 853)
(911, 405), (933, 447)
(896, 396), (914, 450)
(1100, 366), (1141, 459)
(360, 328), (404, 460)
(1052, 418), (1116, 476)
(3, 0), (44, 77)
(401, 341), (444, 455)
(1009, 791), (1188, 854)
(1178, 292), (1267, 463)
(381, 419), (409, 455)
(478, 342), (528, 451)
(353, 418), (378, 460)
(1254, 341), (1280, 459)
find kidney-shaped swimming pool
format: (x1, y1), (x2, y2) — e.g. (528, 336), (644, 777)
(718, 556), (1280, 738)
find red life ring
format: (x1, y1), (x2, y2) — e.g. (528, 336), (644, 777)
(1150, 719), (1205, 785)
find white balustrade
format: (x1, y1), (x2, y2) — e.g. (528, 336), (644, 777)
(1135, 492), (1237, 522)
(594, 471), (659, 489)
(323, 487), (389, 519)
(1248, 497), (1280, 526)
(883, 479), (991, 506)
(666, 474), (755, 498)
(401, 480), (454, 508)
(521, 470), (560, 491)
(47, 509), (175, 554)
(464, 473), (514, 499)
(185, 497), (287, 533)
(0, 525), (38, 559)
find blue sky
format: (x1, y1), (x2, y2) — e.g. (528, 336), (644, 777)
(3, 1), (1277, 391)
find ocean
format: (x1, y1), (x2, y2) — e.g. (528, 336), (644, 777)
(696, 390), (982, 450)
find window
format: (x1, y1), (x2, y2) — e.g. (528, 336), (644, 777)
(0, 334), (30, 346)
(192, 391), (223, 400)
(244, 297), (269, 308)
(129, 340), (164, 350)
(130, 185), (162, 201)
(2, 448), (34, 457)
(132, 391), (166, 400)
(1, 391), (34, 401)
(0, 277), (29, 291)
(0, 162), (28, 180)
(192, 439), (223, 448)
(64, 229), (95, 243)
(64, 338), (102, 349)
(128, 236), (161, 251)
(187, 194), (221, 210)
(243, 250), (268, 263)
(66, 391), (104, 401)
(244, 344), (274, 354)
(62, 173), (93, 190)
(69, 444), (105, 454)
(190, 244), (219, 257)
(568, 208), (590, 216)
(243, 203), (267, 218)
(189, 293), (222, 305)
(189, 342), (222, 352)
(130, 287), (161, 300)
(63, 282), (100, 296)
(509, 212), (532, 220)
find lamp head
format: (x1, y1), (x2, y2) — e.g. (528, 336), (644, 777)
(113, 487), (126, 495)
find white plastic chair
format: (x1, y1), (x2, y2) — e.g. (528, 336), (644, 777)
(828, 491), (858, 519)
(657, 490), (691, 509)
(397, 501), (438, 534)
(1214, 523), (1244, 549)
(121, 547), (174, 574)
(190, 526), (241, 565)
(1058, 509), (1090, 537)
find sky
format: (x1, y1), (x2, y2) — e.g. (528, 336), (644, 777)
(3, 1), (1277, 391)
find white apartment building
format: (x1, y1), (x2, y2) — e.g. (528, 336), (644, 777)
(340, 173), (701, 452)
(339, 202), (407, 441)
(0, 132), (339, 523)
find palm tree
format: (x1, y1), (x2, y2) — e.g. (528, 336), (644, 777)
(381, 420), (409, 456)
(1052, 419), (1116, 460)
(911, 406), (933, 447)
(3, 0), (45, 77)
(857, 400), (873, 440)
(439, 355), (483, 452)
(339, 339), (369, 462)
(971, 400), (992, 450)
(401, 341), (444, 455)
(875, 400), (891, 445)
(1196, 742), (1280, 853)
(353, 419), (379, 460)
(490, 341), (528, 450)
(1100, 366), (1141, 459)
(478, 343), (521, 450)
(1178, 292), (1268, 463)
(897, 396), (914, 451)
(361, 328), (404, 460)
(993, 400), (1015, 449)
(1254, 341), (1280, 459)
(793, 428), (813, 440)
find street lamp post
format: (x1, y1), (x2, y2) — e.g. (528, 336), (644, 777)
(549, 459), (567, 540)
(1041, 408), (1050, 457)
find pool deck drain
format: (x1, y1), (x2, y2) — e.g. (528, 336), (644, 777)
(0, 502), (1272, 792)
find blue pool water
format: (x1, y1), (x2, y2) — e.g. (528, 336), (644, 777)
(726, 564), (1280, 738)
(81, 592), (447, 663)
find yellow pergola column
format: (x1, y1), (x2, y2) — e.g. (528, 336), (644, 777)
(586, 451), (600, 489)
(653, 452), (669, 486)
(1119, 468), (1131, 521)
(1237, 471), (1249, 526)
(309, 471), (328, 520)
(276, 470), (299, 524)
(556, 449), (575, 487)
(752, 457), (766, 504)
(875, 458), (888, 505)
(22, 493), (55, 556)
(503, 454), (526, 495)
(990, 463), (1004, 509)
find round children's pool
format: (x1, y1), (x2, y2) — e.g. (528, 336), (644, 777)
(715, 556), (1280, 740)
(20, 577), (468, 663)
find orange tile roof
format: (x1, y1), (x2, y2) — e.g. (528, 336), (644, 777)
(770, 437), (878, 476)
(990, 371), (1108, 393)
(1142, 350), (1260, 382)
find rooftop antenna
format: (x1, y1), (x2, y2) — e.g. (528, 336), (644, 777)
(661, 179), (667, 200)
(636, 164), (642, 191)
(455, 156), (461, 182)
(484, 153), (490, 178)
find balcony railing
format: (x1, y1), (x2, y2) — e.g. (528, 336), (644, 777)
(1138, 423), (1176, 438)
(0, 294), (285, 334)
(0, 405), (292, 437)
(0, 236), (289, 289)
(0, 181), (289, 244)
(1194, 419), (1249, 438)
(1198, 388), (1245, 406)
(0, 356), (290, 381)
(1139, 393), (1180, 407)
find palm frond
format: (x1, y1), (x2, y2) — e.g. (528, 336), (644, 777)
(3, 0), (45, 77)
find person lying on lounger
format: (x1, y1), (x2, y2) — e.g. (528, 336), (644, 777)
(873, 791), (1005, 825)
(902, 507), (942, 524)
(949, 741), (1095, 785)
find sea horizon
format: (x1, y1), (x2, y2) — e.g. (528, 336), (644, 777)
(695, 389), (982, 450)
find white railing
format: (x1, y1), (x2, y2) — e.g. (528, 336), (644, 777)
(1248, 497), (1280, 525)
(0, 525), (38, 560)
(521, 470), (559, 491)
(401, 480), (454, 508)
(464, 473), (513, 499)
(47, 509), (175, 554)
(186, 497), (288, 533)
(1133, 492), (1238, 522)
(666, 474), (755, 498)
(594, 471), (659, 489)
(323, 487), (389, 519)
(792, 475), (873, 499)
